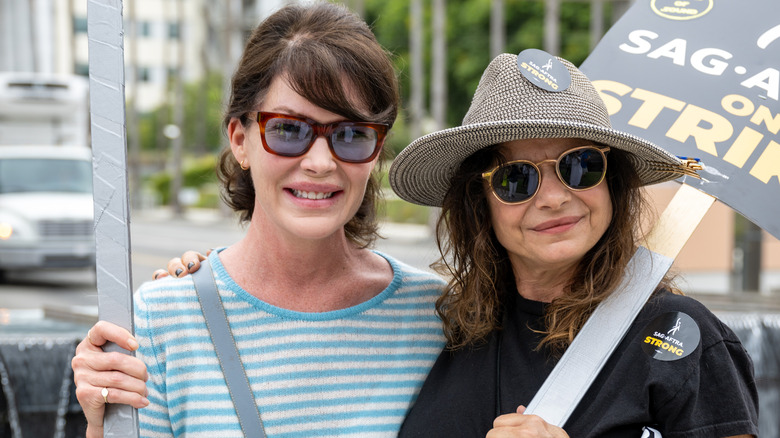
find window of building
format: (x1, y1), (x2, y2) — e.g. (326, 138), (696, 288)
(168, 22), (181, 39)
(75, 63), (89, 77)
(138, 67), (151, 82)
(138, 21), (152, 37)
(167, 67), (180, 80)
(73, 17), (88, 33)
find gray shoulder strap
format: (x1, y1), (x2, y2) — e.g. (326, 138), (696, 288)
(524, 246), (674, 426)
(193, 259), (267, 438)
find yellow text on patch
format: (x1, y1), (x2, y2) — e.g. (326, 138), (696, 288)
(644, 336), (684, 356)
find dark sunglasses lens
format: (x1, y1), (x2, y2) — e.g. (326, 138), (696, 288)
(331, 124), (379, 162)
(491, 163), (539, 203)
(559, 148), (606, 189)
(264, 117), (314, 156)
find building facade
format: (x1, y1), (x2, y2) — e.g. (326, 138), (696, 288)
(0, 0), (286, 111)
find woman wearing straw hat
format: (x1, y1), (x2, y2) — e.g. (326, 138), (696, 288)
(390, 50), (758, 437)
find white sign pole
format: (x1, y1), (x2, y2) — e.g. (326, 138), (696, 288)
(87, 0), (139, 436)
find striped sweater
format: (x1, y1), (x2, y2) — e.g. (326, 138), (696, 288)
(134, 250), (447, 438)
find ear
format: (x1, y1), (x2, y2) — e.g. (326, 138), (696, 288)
(227, 117), (248, 164)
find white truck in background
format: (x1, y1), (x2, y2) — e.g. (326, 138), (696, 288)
(0, 72), (95, 279)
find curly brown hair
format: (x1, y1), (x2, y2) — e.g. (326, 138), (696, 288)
(217, 2), (399, 248)
(434, 144), (677, 355)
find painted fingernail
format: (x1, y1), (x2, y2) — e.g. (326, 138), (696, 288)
(187, 262), (195, 270)
(175, 268), (183, 277)
(153, 272), (159, 280)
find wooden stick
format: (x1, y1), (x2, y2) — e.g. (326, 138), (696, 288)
(645, 183), (716, 259)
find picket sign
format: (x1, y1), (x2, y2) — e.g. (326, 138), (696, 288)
(525, 183), (715, 426)
(87, 0), (139, 436)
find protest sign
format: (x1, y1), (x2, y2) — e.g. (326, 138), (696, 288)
(580, 0), (780, 239)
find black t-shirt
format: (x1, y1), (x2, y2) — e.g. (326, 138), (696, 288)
(399, 290), (759, 437)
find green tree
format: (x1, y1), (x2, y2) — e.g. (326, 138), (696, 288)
(128, 73), (225, 206)
(133, 72), (224, 157)
(363, 0), (598, 134)
(181, 72), (225, 155)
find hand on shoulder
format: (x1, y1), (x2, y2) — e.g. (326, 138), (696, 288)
(152, 250), (209, 280)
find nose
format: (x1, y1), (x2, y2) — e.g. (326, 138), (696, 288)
(532, 163), (570, 209)
(300, 135), (337, 174)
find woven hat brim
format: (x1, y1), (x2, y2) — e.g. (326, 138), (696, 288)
(389, 119), (684, 207)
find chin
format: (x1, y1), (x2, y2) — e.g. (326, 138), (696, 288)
(288, 218), (349, 240)
(537, 245), (590, 266)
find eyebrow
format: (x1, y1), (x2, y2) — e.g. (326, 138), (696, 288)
(264, 107), (347, 124)
(265, 106), (301, 117)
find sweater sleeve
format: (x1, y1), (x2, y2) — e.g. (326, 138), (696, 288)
(134, 281), (175, 438)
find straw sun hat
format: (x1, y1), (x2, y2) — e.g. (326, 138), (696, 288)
(389, 49), (698, 207)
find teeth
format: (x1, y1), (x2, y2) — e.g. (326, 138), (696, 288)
(292, 189), (334, 200)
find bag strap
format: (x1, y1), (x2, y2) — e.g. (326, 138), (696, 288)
(193, 259), (267, 438)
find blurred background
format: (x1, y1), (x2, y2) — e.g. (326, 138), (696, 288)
(0, 0), (778, 436)
(2, 0), (777, 295)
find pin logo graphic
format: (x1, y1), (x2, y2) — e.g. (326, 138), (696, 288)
(640, 312), (700, 361)
(667, 318), (681, 336)
(651, 0), (714, 20)
(516, 49), (572, 93)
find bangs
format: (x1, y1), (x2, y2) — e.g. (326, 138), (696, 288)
(277, 39), (396, 126)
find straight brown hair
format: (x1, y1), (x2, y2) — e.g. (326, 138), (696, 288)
(218, 2), (399, 248)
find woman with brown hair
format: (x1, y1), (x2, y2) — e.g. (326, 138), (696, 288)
(390, 50), (758, 437)
(71, 3), (446, 437)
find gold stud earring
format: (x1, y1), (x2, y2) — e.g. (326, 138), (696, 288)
(240, 159), (249, 171)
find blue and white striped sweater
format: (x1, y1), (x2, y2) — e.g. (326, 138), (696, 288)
(134, 250), (446, 438)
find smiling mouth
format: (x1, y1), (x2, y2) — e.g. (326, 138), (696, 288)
(291, 189), (335, 200)
(533, 217), (580, 232)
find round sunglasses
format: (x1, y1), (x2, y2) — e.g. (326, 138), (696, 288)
(481, 145), (610, 204)
(257, 112), (389, 164)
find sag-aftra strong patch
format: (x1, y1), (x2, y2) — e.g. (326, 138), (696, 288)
(640, 312), (701, 361)
(516, 49), (571, 93)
